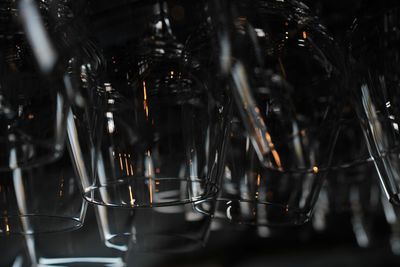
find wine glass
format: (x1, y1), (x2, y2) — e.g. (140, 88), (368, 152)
(20, 206), (126, 267)
(207, 0), (349, 225)
(0, 152), (87, 235)
(349, 4), (400, 205)
(0, 0), (70, 170)
(65, 0), (229, 208)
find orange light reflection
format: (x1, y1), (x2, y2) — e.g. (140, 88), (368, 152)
(118, 153), (123, 172)
(265, 132), (283, 171)
(143, 81), (150, 119)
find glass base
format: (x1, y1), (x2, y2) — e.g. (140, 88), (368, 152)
(38, 257), (125, 267)
(105, 233), (132, 252)
(213, 199), (310, 226)
(83, 177), (219, 208)
(0, 215), (83, 234)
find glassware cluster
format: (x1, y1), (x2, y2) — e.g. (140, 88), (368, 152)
(2, 0), (400, 265)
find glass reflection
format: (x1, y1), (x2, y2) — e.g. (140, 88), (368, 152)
(66, 0), (228, 208)
(0, 153), (87, 235)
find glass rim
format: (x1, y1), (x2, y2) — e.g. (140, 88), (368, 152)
(83, 179), (220, 209)
(211, 198), (311, 227)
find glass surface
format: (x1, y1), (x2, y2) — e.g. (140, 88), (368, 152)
(214, 116), (332, 225)
(128, 201), (213, 253)
(350, 6), (400, 205)
(0, 0), (69, 170)
(66, 0), (229, 208)
(1, 1), (400, 267)
(210, 0), (348, 169)
(207, 0), (349, 225)
(0, 153), (87, 234)
(18, 207), (126, 267)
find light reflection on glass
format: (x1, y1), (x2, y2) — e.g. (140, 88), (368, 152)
(143, 81), (149, 119)
(312, 166), (319, 173)
(128, 185), (135, 206)
(38, 257), (125, 266)
(106, 112), (115, 134)
(265, 132), (283, 170)
(145, 150), (155, 206)
(59, 175), (64, 197)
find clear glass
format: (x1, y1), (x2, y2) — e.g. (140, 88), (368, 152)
(349, 6), (400, 205)
(312, 162), (381, 248)
(0, 153), (87, 234)
(127, 201), (213, 253)
(93, 195), (213, 254)
(94, 205), (134, 252)
(19, 206), (126, 267)
(382, 192), (400, 255)
(66, 0), (229, 207)
(215, 117), (336, 225)
(208, 0), (347, 225)
(0, 0), (69, 170)
(224, 0), (352, 170)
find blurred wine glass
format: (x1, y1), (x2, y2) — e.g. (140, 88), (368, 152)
(0, 0), (70, 170)
(208, 0), (350, 225)
(0, 152), (87, 235)
(349, 4), (400, 205)
(62, 0), (229, 208)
